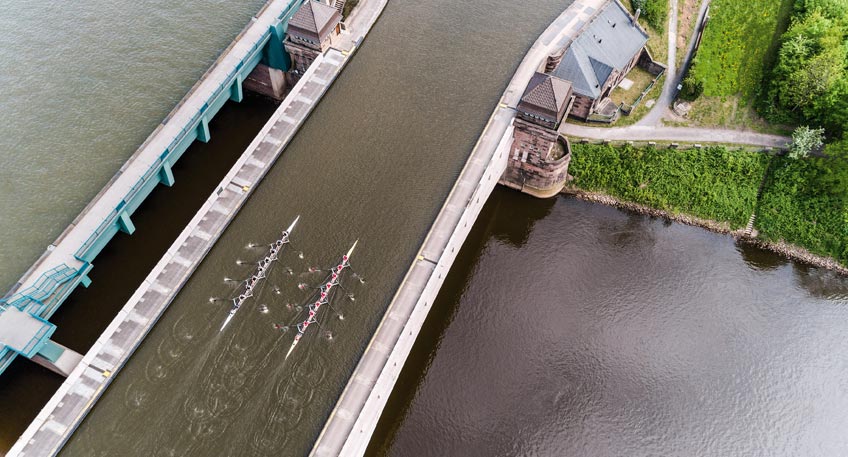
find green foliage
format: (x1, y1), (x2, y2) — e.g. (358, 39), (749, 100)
(789, 125), (826, 158)
(756, 140), (848, 263)
(342, 0), (359, 19)
(762, 0), (848, 137)
(679, 72), (705, 101)
(569, 144), (769, 228)
(688, 0), (792, 100)
(632, 0), (668, 32)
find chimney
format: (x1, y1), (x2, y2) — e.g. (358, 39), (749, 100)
(633, 8), (641, 25)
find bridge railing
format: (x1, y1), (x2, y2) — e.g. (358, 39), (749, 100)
(0, 265), (79, 313)
(74, 23), (278, 260)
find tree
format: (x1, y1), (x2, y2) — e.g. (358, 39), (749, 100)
(789, 126), (826, 159)
(679, 74), (704, 101)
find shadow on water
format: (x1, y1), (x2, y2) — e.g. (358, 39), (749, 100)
(366, 187), (554, 456)
(735, 241), (789, 272)
(0, 96), (276, 453)
(488, 188), (556, 248)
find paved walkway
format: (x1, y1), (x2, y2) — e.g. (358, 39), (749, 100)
(560, 124), (790, 147)
(309, 1), (608, 456)
(637, 0), (679, 126)
(8, 0), (390, 454)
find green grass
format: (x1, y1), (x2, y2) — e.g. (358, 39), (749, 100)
(693, 0), (792, 99)
(679, 0), (794, 130)
(611, 68), (657, 106)
(342, 0), (359, 19)
(756, 155), (848, 264)
(685, 96), (793, 134)
(569, 144), (770, 228)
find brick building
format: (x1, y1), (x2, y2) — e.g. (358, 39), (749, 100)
(284, 0), (343, 84)
(550, 0), (649, 120)
(500, 72), (575, 198)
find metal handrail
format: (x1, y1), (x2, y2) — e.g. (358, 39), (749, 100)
(74, 29), (275, 259)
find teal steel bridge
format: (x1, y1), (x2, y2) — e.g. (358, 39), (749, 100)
(0, 0), (306, 376)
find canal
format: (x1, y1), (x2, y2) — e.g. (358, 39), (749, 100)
(7, 0), (846, 455)
(52, 0), (572, 456)
(370, 188), (848, 457)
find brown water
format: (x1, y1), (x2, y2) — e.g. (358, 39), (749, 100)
(0, 97), (278, 452)
(371, 188), (848, 457)
(55, 0), (571, 456)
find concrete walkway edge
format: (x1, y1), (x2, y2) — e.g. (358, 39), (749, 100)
(308, 1), (608, 455)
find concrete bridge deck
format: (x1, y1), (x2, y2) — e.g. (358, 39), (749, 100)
(8, 0), (388, 454)
(0, 0), (307, 375)
(310, 0), (607, 455)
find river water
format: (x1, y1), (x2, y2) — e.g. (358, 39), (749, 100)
(6, 0), (847, 455)
(0, 0), (268, 293)
(370, 189), (848, 457)
(51, 0), (571, 455)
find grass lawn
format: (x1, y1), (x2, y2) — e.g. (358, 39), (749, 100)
(611, 67), (656, 106)
(568, 143), (770, 228)
(684, 96), (793, 135)
(756, 156), (848, 264)
(682, 0), (794, 130)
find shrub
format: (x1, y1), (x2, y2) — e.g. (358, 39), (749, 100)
(632, 0), (668, 32)
(789, 126), (825, 159)
(569, 144), (769, 228)
(679, 73), (705, 101)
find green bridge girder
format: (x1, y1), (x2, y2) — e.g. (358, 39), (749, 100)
(0, 0), (307, 376)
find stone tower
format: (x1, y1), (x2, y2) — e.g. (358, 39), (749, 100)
(284, 0), (343, 85)
(499, 72), (575, 198)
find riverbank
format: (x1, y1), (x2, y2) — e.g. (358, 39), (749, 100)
(563, 188), (848, 275)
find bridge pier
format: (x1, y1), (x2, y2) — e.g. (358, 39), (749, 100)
(230, 75), (244, 103)
(117, 211), (135, 235)
(158, 160), (175, 187)
(196, 117), (211, 143)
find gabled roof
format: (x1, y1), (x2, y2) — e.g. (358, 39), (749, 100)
(289, 0), (342, 40)
(518, 72), (572, 121)
(552, 0), (648, 98)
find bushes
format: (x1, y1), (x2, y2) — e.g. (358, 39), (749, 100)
(569, 144), (769, 228)
(756, 140), (848, 263)
(762, 0), (848, 138)
(569, 142), (848, 265)
(342, 0), (359, 19)
(679, 72), (705, 101)
(632, 0), (668, 32)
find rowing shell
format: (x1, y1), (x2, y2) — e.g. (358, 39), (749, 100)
(219, 215), (299, 332)
(285, 240), (358, 360)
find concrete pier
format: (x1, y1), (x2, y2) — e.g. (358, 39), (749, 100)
(8, 0), (388, 455)
(310, 0), (607, 455)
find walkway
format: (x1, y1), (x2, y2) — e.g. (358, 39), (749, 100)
(8, 0), (389, 455)
(637, 0), (679, 126)
(560, 124), (790, 147)
(309, 1), (608, 455)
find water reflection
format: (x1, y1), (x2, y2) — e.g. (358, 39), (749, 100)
(372, 193), (848, 457)
(736, 241), (789, 272)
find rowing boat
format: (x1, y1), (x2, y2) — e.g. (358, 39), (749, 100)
(219, 215), (299, 331)
(285, 240), (358, 359)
